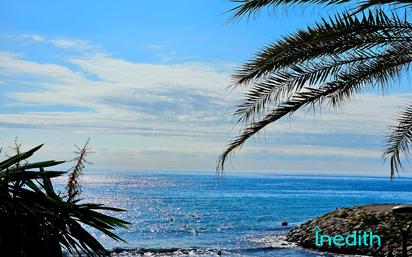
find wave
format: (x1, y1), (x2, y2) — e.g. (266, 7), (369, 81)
(110, 247), (223, 256)
(246, 234), (296, 249)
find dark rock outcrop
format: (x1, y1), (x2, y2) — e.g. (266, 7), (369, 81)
(286, 204), (411, 257)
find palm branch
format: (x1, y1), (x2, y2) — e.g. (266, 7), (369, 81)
(219, 1), (412, 176)
(234, 10), (412, 123)
(230, 0), (412, 19)
(384, 104), (412, 177)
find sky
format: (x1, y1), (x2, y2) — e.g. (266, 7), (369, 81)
(0, 1), (411, 176)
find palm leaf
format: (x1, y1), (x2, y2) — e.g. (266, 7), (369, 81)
(233, 10), (412, 85)
(219, 41), (412, 171)
(229, 0), (412, 19)
(384, 103), (412, 176)
(218, 84), (342, 171)
(235, 49), (386, 123)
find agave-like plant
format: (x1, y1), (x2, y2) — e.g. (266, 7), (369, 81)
(0, 144), (129, 257)
(218, 0), (412, 177)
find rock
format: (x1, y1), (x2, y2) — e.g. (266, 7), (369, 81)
(286, 205), (404, 257)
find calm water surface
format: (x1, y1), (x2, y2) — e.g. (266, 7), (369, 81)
(56, 173), (412, 256)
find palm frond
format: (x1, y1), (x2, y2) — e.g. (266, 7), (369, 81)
(235, 49), (382, 123)
(234, 10), (412, 123)
(355, 0), (412, 14)
(234, 10), (412, 85)
(218, 84), (342, 171)
(229, 0), (349, 19)
(326, 42), (412, 106)
(384, 103), (412, 177)
(229, 0), (412, 19)
(219, 42), (412, 171)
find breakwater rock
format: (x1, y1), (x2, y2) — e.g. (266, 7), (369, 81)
(286, 204), (411, 257)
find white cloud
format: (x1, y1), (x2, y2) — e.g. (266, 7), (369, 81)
(146, 44), (166, 49)
(245, 144), (380, 159)
(0, 52), (83, 81)
(0, 34), (100, 51)
(0, 34), (45, 42)
(0, 50), (234, 139)
(0, 48), (405, 140)
(0, 34), (411, 172)
(48, 39), (99, 51)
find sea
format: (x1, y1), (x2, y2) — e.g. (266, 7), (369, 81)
(56, 172), (412, 256)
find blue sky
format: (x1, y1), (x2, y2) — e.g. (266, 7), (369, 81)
(0, 1), (411, 175)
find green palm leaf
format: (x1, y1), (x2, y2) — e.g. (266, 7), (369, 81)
(219, 9), (412, 174)
(221, 0), (412, 176)
(384, 104), (412, 176)
(230, 0), (412, 19)
(234, 10), (411, 86)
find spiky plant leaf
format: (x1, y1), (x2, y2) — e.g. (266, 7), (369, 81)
(0, 143), (129, 257)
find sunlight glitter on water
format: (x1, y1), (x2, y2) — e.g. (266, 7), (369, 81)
(54, 172), (412, 256)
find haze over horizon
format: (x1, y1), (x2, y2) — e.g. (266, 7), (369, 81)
(1, 1), (411, 176)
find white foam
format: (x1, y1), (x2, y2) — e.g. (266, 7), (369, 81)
(247, 234), (296, 248)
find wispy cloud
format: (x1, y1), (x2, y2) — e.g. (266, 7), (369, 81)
(1, 34), (100, 51)
(146, 44), (166, 49)
(0, 34), (410, 172)
(245, 144), (380, 159)
(48, 38), (99, 51)
(0, 49), (234, 138)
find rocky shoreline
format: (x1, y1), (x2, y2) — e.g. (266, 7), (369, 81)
(286, 204), (411, 257)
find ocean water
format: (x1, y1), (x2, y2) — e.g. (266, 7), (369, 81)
(56, 173), (412, 256)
